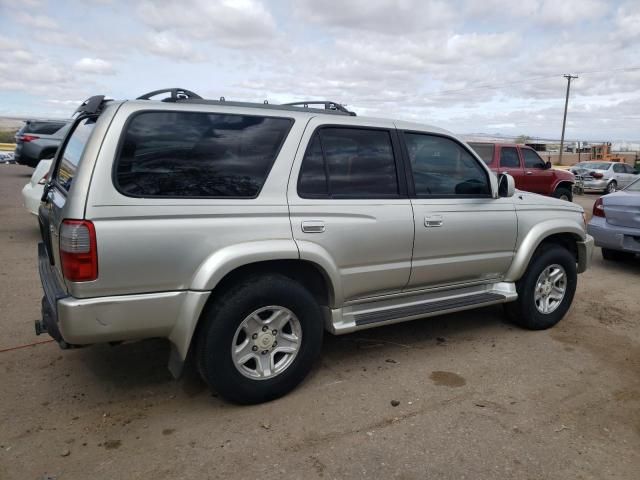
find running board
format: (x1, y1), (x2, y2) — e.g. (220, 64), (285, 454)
(354, 292), (506, 326)
(326, 283), (517, 335)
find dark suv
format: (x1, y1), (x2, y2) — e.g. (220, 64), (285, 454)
(15, 119), (70, 167)
(469, 142), (576, 201)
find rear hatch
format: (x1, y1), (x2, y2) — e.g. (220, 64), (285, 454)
(39, 117), (98, 290)
(604, 192), (640, 229)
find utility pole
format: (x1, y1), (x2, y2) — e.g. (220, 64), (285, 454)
(559, 74), (578, 165)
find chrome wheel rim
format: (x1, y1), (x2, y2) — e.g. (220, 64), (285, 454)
(231, 306), (302, 380)
(559, 194), (570, 201)
(607, 182), (616, 193)
(534, 264), (567, 314)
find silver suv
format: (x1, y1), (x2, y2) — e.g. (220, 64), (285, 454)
(37, 88), (594, 404)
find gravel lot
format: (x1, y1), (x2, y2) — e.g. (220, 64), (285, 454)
(1, 164), (638, 479)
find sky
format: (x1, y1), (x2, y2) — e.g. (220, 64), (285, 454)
(0, 0), (639, 142)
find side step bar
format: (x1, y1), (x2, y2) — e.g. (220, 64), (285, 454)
(354, 292), (506, 326)
(326, 283), (517, 335)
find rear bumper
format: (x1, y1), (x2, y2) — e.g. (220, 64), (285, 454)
(577, 235), (595, 273)
(38, 242), (208, 352)
(587, 218), (640, 254)
(582, 179), (608, 191)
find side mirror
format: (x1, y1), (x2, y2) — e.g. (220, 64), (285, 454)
(545, 161), (552, 169)
(498, 173), (515, 198)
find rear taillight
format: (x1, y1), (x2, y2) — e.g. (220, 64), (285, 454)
(59, 220), (98, 282)
(593, 197), (605, 218)
(591, 172), (603, 179)
(20, 134), (40, 143)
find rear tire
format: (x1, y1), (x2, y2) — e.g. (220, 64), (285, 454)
(606, 181), (617, 194)
(196, 275), (324, 404)
(505, 244), (577, 330)
(553, 186), (573, 202)
(602, 248), (635, 261)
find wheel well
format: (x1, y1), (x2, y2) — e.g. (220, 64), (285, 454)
(555, 181), (573, 192)
(39, 148), (57, 160)
(538, 233), (579, 263)
(208, 259), (332, 308)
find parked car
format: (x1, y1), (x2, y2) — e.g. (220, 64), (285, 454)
(14, 119), (70, 167)
(36, 89), (594, 404)
(468, 142), (576, 201)
(588, 177), (640, 260)
(0, 151), (15, 164)
(570, 161), (638, 194)
(21, 159), (52, 215)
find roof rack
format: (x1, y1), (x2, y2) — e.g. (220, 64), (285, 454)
(137, 88), (202, 102)
(283, 101), (356, 116)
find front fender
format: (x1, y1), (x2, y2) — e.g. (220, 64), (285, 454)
(504, 219), (585, 282)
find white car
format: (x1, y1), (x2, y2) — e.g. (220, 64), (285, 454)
(21, 158), (52, 215)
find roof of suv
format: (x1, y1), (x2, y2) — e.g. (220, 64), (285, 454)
(76, 88), (453, 138)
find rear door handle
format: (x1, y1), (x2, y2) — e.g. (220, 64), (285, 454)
(301, 220), (325, 233)
(424, 215), (443, 227)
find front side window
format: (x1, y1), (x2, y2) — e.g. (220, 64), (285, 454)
(500, 147), (521, 168)
(115, 111), (292, 198)
(297, 127), (399, 198)
(522, 149), (546, 169)
(55, 117), (96, 191)
(404, 133), (490, 196)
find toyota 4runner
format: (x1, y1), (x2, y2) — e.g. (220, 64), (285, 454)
(36, 89), (594, 404)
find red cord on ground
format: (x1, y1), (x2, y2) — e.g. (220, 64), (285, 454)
(0, 339), (55, 354)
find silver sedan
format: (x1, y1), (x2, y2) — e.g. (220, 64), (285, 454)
(571, 161), (639, 194)
(587, 177), (640, 260)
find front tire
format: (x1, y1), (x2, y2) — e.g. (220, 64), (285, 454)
(553, 186), (573, 202)
(505, 244), (577, 330)
(606, 181), (617, 194)
(196, 275), (324, 404)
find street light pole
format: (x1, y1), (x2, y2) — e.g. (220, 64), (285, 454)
(559, 74), (578, 165)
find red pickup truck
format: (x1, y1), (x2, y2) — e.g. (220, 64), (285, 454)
(469, 142), (576, 201)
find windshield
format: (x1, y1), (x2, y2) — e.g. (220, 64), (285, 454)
(574, 162), (611, 170)
(625, 178), (640, 192)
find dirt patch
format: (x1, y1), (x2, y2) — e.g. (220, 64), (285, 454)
(429, 371), (466, 387)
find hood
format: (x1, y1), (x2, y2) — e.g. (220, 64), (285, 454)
(554, 169), (575, 181)
(513, 190), (584, 213)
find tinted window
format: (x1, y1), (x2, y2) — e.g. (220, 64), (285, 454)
(613, 163), (624, 173)
(298, 134), (328, 196)
(405, 133), (490, 196)
(522, 149), (545, 169)
(115, 112), (292, 198)
(55, 118), (96, 191)
(24, 121), (67, 135)
(298, 128), (398, 198)
(469, 143), (494, 165)
(500, 147), (521, 168)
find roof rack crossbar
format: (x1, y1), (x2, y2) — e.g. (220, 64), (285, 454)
(137, 88), (203, 102)
(283, 101), (356, 116)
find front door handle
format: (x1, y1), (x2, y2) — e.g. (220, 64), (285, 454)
(302, 220), (325, 233)
(525, 171), (533, 175)
(424, 215), (443, 227)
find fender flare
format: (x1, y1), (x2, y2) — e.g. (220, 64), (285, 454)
(504, 219), (585, 282)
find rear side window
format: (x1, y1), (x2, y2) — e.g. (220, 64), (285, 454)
(115, 111), (292, 198)
(298, 127), (399, 198)
(613, 163), (624, 173)
(55, 118), (96, 191)
(469, 143), (494, 165)
(24, 121), (68, 135)
(500, 147), (521, 168)
(404, 133), (490, 196)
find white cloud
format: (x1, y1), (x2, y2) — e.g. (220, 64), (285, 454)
(144, 32), (204, 61)
(73, 58), (115, 75)
(13, 12), (59, 29)
(137, 0), (279, 48)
